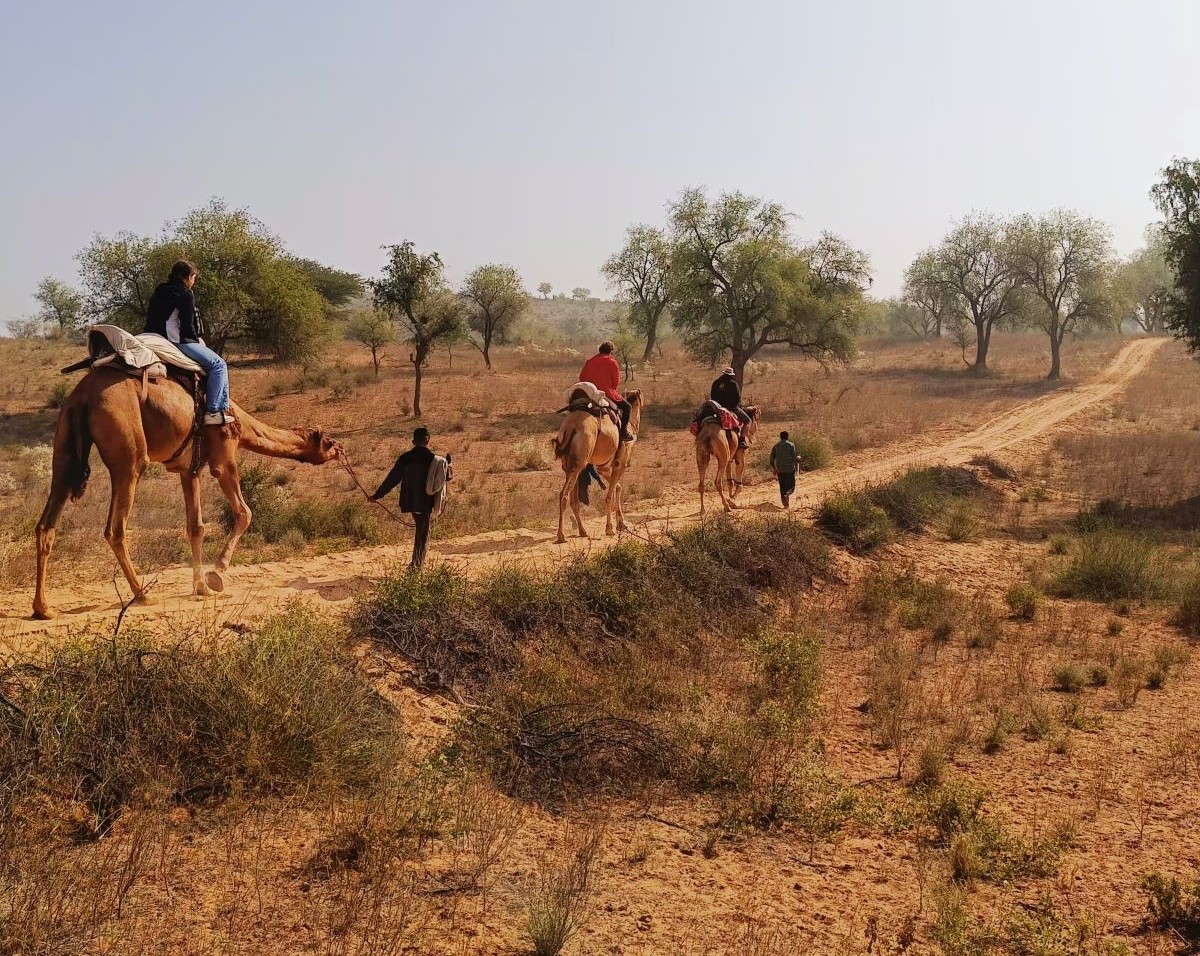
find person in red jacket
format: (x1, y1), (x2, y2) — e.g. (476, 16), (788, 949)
(579, 341), (633, 441)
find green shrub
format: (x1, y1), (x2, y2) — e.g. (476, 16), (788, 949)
(224, 462), (380, 547)
(1052, 663), (1086, 693)
(791, 433), (833, 472)
(944, 500), (979, 543)
(870, 467), (984, 533)
(1004, 582), (1041, 621)
(1052, 531), (1165, 602)
(1141, 871), (1200, 940)
(46, 380), (72, 409)
(816, 491), (894, 552)
(1172, 571), (1200, 636)
(4, 604), (396, 833)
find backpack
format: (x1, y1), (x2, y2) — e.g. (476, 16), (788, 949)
(425, 454), (453, 517)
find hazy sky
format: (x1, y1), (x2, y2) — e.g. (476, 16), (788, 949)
(1, 0), (1197, 322)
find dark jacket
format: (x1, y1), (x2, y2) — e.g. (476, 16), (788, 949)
(145, 279), (202, 343)
(710, 375), (741, 410)
(373, 446), (435, 514)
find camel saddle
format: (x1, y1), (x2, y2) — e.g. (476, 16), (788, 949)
(689, 400), (740, 437)
(558, 382), (621, 431)
(60, 324), (207, 402)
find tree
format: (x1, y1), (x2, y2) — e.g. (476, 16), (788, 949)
(902, 250), (962, 338)
(1009, 210), (1116, 379)
(76, 231), (163, 331)
(33, 277), (84, 337)
(925, 213), (1024, 372)
(603, 225), (673, 360)
(537, 282), (552, 299)
(881, 297), (938, 339)
(1116, 229), (1173, 333)
(1150, 159), (1200, 350)
(460, 264), (530, 369)
(287, 257), (364, 307)
(75, 200), (331, 361)
(369, 242), (465, 416)
(571, 287), (591, 301)
(346, 310), (395, 378)
(667, 188), (869, 384)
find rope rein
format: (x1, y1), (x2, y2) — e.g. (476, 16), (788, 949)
(336, 450), (415, 527)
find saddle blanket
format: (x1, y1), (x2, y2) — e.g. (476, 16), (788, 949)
(86, 325), (205, 377)
(565, 381), (611, 408)
(689, 401), (741, 437)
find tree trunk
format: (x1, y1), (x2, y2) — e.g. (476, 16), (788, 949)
(972, 322), (989, 372)
(412, 348), (425, 417)
(371, 350), (380, 379)
(1047, 329), (1063, 381)
(641, 317), (658, 362)
(731, 349), (748, 387)
(482, 335), (492, 371)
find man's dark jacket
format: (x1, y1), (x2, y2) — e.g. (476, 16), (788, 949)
(144, 279), (203, 342)
(374, 446), (435, 513)
(710, 375), (741, 410)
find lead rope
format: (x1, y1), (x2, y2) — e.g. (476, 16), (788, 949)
(336, 450), (415, 527)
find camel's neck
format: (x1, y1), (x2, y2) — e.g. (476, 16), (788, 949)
(233, 403), (316, 460)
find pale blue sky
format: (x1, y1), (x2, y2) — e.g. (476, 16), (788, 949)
(1, 0), (1197, 322)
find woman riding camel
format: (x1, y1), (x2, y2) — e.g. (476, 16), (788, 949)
(144, 259), (234, 426)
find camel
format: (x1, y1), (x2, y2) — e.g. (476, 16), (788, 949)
(32, 366), (341, 620)
(551, 389), (644, 544)
(695, 404), (759, 515)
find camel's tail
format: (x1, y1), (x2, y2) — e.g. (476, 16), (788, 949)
(551, 422), (576, 461)
(60, 403), (92, 501)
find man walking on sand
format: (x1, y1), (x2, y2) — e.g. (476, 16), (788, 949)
(370, 427), (436, 568)
(769, 430), (800, 510)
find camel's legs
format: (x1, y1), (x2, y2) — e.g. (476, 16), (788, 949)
(104, 466), (154, 605)
(210, 460), (251, 572)
(713, 445), (734, 513)
(32, 482), (71, 619)
(696, 445), (710, 516)
(180, 473), (210, 597)
(556, 468), (582, 544)
(569, 476), (588, 538)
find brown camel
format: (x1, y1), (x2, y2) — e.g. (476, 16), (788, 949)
(32, 367), (341, 620)
(696, 404), (761, 514)
(729, 405), (761, 500)
(551, 389), (644, 544)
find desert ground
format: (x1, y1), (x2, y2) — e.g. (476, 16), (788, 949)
(2, 329), (1199, 955)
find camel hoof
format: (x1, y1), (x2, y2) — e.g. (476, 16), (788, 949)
(134, 594), (158, 607)
(194, 582), (211, 598)
(32, 606), (58, 621)
(205, 570), (226, 593)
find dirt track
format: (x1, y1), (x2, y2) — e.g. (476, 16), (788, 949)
(0, 337), (1166, 640)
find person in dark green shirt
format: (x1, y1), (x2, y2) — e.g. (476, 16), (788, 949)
(769, 431), (800, 510)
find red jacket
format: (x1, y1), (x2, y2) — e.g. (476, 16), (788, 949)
(579, 353), (622, 403)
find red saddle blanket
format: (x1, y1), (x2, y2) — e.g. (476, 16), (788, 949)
(689, 407), (741, 436)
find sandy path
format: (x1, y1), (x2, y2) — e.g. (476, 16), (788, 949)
(0, 338), (1165, 640)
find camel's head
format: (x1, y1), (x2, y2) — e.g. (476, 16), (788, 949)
(744, 404), (761, 422)
(299, 428), (343, 464)
(624, 388), (644, 408)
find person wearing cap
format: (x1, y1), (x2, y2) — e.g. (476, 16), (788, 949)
(769, 430), (800, 510)
(710, 367), (751, 448)
(370, 427), (436, 568)
(579, 341), (633, 442)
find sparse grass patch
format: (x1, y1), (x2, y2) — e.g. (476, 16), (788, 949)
(0, 603), (397, 835)
(791, 433), (833, 472)
(1141, 870), (1200, 942)
(1052, 663), (1086, 694)
(1052, 530), (1165, 602)
(1004, 582), (1041, 621)
(816, 490), (893, 552)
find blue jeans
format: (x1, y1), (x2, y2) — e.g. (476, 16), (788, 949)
(177, 341), (229, 414)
